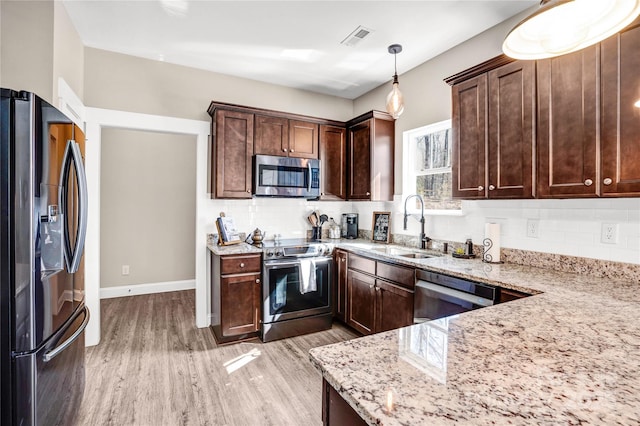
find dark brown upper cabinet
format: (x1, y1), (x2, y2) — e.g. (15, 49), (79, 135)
(319, 125), (347, 200)
(601, 20), (640, 196)
(210, 108), (254, 199)
(448, 57), (535, 199)
(537, 46), (599, 198)
(254, 115), (318, 159)
(346, 111), (395, 201)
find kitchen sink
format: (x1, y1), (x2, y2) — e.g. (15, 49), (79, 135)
(398, 253), (433, 259)
(370, 246), (437, 259)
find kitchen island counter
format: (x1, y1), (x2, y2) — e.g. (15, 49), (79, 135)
(310, 248), (640, 425)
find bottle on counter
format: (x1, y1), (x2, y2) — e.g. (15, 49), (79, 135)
(464, 238), (473, 256)
(328, 217), (341, 239)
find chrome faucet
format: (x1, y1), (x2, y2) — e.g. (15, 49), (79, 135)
(403, 194), (430, 249)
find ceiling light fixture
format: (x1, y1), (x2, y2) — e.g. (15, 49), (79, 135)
(386, 44), (404, 119)
(503, 0), (640, 60)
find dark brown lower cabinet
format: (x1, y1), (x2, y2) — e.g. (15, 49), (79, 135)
(345, 253), (414, 335)
(210, 253), (262, 344)
(346, 269), (376, 335)
(322, 379), (367, 426)
(334, 249), (348, 322)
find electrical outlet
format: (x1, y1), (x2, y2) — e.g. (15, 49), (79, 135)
(526, 219), (539, 238)
(122, 265), (130, 276)
(601, 223), (618, 244)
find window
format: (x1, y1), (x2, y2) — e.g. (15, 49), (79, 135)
(403, 119), (460, 211)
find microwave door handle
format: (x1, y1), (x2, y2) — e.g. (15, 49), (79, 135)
(307, 163), (312, 192)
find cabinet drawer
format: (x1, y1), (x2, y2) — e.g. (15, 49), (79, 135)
(376, 262), (414, 289)
(348, 254), (375, 275)
(221, 254), (262, 275)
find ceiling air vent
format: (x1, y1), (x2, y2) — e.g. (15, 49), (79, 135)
(340, 25), (373, 47)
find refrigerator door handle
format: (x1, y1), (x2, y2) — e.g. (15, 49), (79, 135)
(60, 139), (88, 273)
(43, 307), (90, 363)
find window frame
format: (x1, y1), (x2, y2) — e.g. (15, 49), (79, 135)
(402, 119), (460, 214)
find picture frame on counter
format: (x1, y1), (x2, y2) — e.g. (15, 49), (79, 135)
(372, 211), (391, 243)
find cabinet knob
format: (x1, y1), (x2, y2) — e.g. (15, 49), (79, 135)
(489, 185), (495, 191)
(246, 190), (250, 193)
(478, 186), (484, 191)
(282, 148), (288, 152)
(366, 192), (370, 196)
(375, 287), (380, 292)
(603, 178), (612, 186)
(369, 284), (374, 289)
(256, 279), (260, 284)
(290, 149), (294, 153)
(240, 262), (245, 268)
(342, 258), (346, 262)
(584, 179), (593, 186)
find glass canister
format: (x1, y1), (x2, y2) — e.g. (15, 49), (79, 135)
(328, 217), (341, 239)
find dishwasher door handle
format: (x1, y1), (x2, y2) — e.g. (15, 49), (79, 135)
(416, 280), (494, 307)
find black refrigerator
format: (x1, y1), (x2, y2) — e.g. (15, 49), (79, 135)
(0, 89), (89, 425)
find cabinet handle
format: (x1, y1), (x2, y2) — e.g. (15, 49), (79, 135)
(240, 263), (245, 268)
(603, 178), (612, 186)
(489, 185), (495, 191)
(478, 186), (484, 191)
(584, 179), (593, 186)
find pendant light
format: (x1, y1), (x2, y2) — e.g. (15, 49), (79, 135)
(503, 0), (640, 60)
(385, 44), (405, 119)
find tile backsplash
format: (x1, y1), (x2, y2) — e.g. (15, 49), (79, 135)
(202, 196), (640, 266)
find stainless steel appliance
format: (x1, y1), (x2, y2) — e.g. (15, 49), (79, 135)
(414, 270), (496, 323)
(261, 239), (333, 342)
(341, 213), (358, 239)
(253, 154), (320, 198)
(1, 89), (90, 425)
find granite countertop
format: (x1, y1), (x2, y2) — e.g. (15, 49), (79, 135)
(310, 241), (640, 425)
(207, 242), (263, 256)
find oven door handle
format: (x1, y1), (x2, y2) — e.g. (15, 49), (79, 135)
(416, 280), (493, 307)
(264, 257), (332, 268)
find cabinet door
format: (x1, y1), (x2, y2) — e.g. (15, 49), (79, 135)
(487, 60), (535, 198)
(601, 22), (640, 196)
(220, 272), (261, 336)
(370, 117), (395, 201)
(452, 75), (487, 199)
(255, 115), (289, 156)
(319, 125), (347, 200)
(376, 280), (414, 333)
(537, 46), (598, 197)
(334, 250), (348, 322)
(214, 110), (254, 198)
(289, 120), (319, 159)
(347, 121), (372, 200)
(347, 269), (376, 335)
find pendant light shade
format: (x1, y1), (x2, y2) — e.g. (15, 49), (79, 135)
(386, 44), (405, 119)
(503, 0), (640, 60)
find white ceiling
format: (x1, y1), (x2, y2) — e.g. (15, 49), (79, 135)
(62, 0), (537, 99)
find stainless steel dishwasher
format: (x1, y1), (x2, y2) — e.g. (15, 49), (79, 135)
(414, 270), (497, 323)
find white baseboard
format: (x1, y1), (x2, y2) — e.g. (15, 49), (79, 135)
(100, 279), (195, 299)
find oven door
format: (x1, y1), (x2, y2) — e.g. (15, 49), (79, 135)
(414, 280), (494, 323)
(263, 257), (332, 324)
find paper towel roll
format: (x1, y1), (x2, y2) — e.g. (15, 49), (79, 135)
(483, 223), (501, 263)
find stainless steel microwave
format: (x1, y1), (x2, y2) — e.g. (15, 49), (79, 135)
(253, 154), (321, 198)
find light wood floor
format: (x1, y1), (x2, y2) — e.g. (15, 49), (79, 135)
(74, 290), (357, 426)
